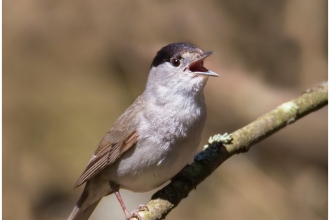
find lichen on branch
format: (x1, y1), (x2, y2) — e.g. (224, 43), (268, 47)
(132, 81), (328, 220)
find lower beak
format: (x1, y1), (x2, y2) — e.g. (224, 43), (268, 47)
(188, 51), (219, 77)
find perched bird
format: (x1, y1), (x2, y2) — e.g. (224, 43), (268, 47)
(68, 42), (218, 220)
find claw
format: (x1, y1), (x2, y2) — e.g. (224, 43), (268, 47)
(110, 181), (149, 220)
(125, 205), (148, 220)
(137, 204), (149, 212)
(125, 204), (149, 220)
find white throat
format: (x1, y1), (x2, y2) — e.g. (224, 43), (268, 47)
(143, 64), (208, 106)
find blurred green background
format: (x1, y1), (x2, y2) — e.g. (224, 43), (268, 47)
(3, 0), (328, 220)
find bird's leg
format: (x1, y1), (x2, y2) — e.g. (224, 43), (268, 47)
(109, 181), (148, 220)
(109, 181), (130, 217)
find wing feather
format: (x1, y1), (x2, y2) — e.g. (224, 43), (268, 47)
(74, 96), (144, 188)
(74, 132), (138, 188)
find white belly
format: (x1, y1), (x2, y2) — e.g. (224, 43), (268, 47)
(105, 101), (206, 192)
(108, 133), (201, 192)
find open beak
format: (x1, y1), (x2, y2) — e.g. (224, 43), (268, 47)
(188, 51), (219, 77)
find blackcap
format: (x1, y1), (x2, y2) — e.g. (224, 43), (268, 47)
(68, 42), (218, 220)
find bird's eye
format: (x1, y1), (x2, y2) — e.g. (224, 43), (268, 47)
(170, 58), (180, 67)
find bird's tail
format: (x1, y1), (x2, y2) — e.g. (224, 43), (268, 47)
(68, 185), (102, 220)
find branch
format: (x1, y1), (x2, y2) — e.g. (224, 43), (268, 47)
(133, 81), (328, 220)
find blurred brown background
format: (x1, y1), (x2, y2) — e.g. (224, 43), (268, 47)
(3, 0), (328, 220)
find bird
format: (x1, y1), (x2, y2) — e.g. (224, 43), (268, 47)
(68, 42), (218, 220)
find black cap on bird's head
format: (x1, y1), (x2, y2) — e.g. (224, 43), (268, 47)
(151, 42), (218, 77)
(151, 43), (201, 67)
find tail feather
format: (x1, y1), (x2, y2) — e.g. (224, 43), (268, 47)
(68, 199), (101, 220)
(68, 185), (101, 220)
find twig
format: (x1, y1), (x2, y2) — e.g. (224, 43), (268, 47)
(133, 81), (328, 220)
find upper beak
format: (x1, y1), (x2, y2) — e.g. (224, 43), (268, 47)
(188, 51), (219, 77)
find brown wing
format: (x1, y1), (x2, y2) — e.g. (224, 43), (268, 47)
(74, 131), (138, 187)
(74, 96), (144, 188)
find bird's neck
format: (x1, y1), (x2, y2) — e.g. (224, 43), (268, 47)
(143, 67), (208, 106)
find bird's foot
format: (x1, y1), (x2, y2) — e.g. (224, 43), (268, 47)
(125, 205), (149, 220)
